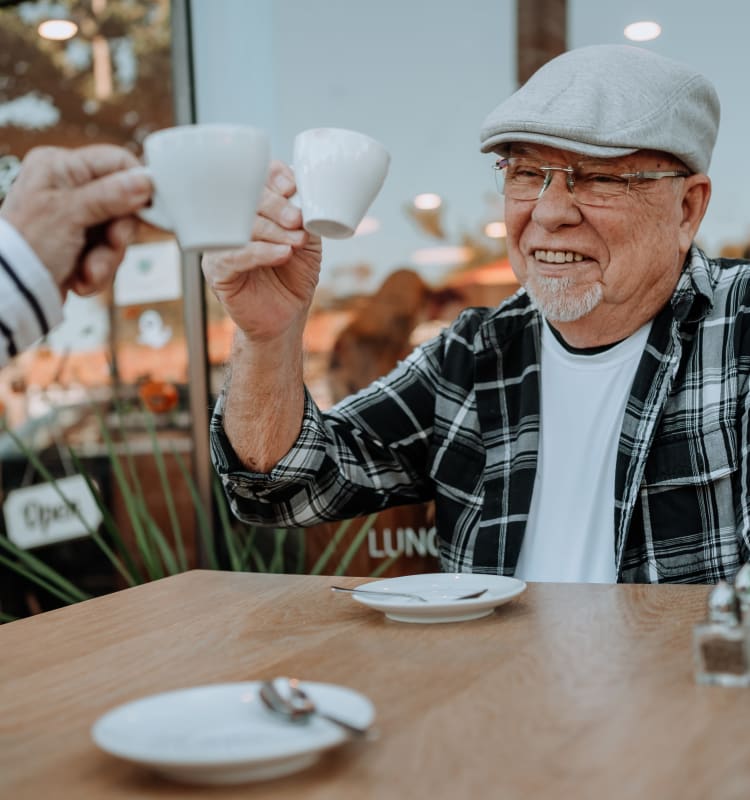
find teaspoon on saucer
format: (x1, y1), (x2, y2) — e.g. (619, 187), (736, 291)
(330, 585), (488, 603)
(258, 678), (374, 739)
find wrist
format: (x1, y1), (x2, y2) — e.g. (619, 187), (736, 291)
(234, 317), (305, 353)
(231, 325), (304, 372)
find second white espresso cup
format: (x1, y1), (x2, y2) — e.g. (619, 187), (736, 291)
(292, 128), (390, 239)
(137, 124), (271, 251)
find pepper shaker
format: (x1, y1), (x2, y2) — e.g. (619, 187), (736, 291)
(693, 580), (750, 687)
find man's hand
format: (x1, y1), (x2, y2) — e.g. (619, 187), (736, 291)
(201, 160), (321, 472)
(0, 144), (153, 296)
(202, 160), (322, 343)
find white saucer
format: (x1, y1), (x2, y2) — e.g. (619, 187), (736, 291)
(91, 681), (374, 785)
(348, 573), (526, 623)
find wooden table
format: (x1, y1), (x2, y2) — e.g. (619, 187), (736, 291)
(1, 571), (748, 799)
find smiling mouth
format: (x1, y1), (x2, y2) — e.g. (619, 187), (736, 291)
(534, 250), (585, 264)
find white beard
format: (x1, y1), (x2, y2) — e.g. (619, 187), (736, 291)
(524, 274), (603, 322)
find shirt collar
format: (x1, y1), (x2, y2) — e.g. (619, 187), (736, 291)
(670, 244), (714, 323)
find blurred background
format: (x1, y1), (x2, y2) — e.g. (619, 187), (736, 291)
(1, 0), (746, 617)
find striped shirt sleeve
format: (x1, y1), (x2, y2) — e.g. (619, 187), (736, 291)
(0, 217), (63, 367)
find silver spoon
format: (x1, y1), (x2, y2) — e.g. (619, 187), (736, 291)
(258, 679), (374, 739)
(330, 585), (488, 602)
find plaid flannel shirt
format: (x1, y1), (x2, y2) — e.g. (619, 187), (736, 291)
(211, 245), (750, 583)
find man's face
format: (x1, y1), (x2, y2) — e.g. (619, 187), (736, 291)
(502, 144), (708, 344)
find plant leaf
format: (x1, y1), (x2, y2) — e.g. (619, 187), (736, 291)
(238, 526), (259, 570)
(369, 552), (402, 578)
(96, 413), (161, 579)
(334, 513), (378, 576)
(0, 547), (88, 605)
(309, 517), (353, 575)
(171, 449), (218, 569)
(67, 448), (142, 585)
(293, 528), (305, 574)
(212, 475), (241, 570)
(268, 528), (287, 573)
(142, 413), (188, 571)
(142, 512), (180, 575)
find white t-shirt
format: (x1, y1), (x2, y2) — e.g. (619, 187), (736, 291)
(0, 217), (62, 367)
(514, 319), (652, 583)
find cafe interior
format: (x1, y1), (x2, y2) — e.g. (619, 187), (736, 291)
(2, 0), (750, 796)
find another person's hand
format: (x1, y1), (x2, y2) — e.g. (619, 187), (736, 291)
(201, 161), (322, 342)
(0, 144), (152, 296)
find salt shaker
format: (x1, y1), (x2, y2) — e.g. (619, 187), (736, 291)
(734, 562), (750, 623)
(693, 580), (750, 687)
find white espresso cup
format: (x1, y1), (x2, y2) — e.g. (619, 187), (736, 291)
(136, 124), (271, 251)
(292, 127), (390, 239)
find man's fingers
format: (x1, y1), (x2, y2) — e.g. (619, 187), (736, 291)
(61, 144), (142, 181)
(252, 215), (307, 247)
(202, 243), (292, 288)
(17, 144), (141, 191)
(68, 244), (124, 296)
(267, 160), (296, 197)
(256, 184), (303, 230)
(66, 218), (134, 295)
(72, 169), (152, 227)
(107, 216), (138, 249)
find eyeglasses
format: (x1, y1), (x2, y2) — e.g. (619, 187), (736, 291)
(493, 157), (691, 207)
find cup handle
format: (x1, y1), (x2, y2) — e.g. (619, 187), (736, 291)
(127, 166), (173, 231)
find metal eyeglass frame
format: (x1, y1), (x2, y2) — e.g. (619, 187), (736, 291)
(493, 157), (691, 206)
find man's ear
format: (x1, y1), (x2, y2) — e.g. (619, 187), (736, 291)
(678, 174), (711, 254)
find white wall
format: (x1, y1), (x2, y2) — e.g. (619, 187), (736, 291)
(190, 0), (277, 135)
(189, 0), (516, 292)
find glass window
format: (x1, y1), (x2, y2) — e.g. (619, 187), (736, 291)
(0, 0), (198, 619)
(196, 0), (519, 577)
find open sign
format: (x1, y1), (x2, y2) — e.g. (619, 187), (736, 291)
(3, 474), (103, 549)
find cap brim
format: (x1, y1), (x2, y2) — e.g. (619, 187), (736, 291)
(480, 131), (638, 160)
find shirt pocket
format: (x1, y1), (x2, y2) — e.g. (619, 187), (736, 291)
(643, 425), (736, 488)
(639, 425), (738, 580)
(428, 438), (485, 504)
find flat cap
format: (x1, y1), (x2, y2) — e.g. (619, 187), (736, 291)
(480, 44), (720, 173)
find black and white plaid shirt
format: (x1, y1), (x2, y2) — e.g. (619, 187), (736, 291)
(211, 245), (750, 583)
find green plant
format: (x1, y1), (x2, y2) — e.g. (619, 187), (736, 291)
(0, 402), (391, 622)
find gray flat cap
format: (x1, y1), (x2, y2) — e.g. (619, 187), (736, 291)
(480, 44), (720, 173)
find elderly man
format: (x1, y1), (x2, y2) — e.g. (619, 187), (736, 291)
(205, 44), (745, 584)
